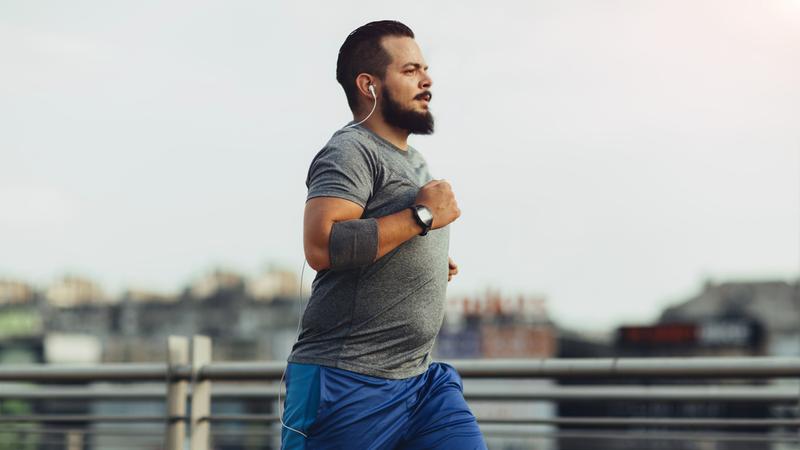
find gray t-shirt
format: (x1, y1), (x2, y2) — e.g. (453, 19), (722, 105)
(288, 124), (450, 379)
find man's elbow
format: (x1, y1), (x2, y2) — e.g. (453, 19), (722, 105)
(304, 245), (330, 272)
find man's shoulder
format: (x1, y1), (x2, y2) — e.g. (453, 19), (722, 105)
(312, 126), (382, 164)
(328, 125), (376, 149)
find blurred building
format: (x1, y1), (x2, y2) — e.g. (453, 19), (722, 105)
(45, 275), (109, 308)
(188, 268), (245, 299)
(0, 268), (308, 364)
(437, 290), (557, 450)
(437, 289), (556, 359)
(558, 278), (799, 450)
(123, 288), (178, 304)
(661, 279), (799, 357)
(0, 278), (36, 305)
(246, 268), (302, 301)
(616, 320), (765, 357)
(0, 268), (303, 450)
(0, 278), (44, 363)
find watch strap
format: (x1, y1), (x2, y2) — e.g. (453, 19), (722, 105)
(410, 205), (433, 236)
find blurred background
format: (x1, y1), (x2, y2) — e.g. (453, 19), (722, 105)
(1, 1), (798, 449)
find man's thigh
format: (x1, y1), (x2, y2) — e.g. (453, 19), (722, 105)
(282, 364), (411, 450)
(397, 363), (487, 450)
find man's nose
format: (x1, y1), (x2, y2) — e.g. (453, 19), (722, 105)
(420, 73), (433, 89)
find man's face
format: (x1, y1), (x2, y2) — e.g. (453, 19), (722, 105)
(378, 36), (434, 135)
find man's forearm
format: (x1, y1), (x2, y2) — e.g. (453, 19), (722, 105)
(375, 207), (423, 260)
(324, 207), (422, 271)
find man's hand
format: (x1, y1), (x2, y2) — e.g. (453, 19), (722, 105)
(448, 257), (458, 282)
(415, 180), (461, 229)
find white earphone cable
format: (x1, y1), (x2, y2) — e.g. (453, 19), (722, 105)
(278, 259), (309, 438)
(282, 88), (375, 437)
(346, 86), (377, 128)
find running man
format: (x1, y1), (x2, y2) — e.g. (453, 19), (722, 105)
(282, 20), (487, 450)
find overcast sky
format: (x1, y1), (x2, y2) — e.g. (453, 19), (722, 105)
(1, 0), (798, 331)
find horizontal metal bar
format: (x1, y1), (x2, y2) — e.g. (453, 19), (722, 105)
(198, 357), (800, 380)
(198, 361), (285, 380)
(207, 429), (800, 445)
(7, 424), (800, 445)
(3, 383), (799, 404)
(0, 437), (78, 447)
(199, 414), (800, 429)
(206, 427), (800, 444)
(210, 428), (280, 437)
(0, 415), (185, 423)
(204, 414), (278, 423)
(10, 412), (797, 430)
(0, 363), (191, 382)
(1, 426), (166, 438)
(478, 417), (800, 428)
(0, 385), (173, 400)
(3, 357), (800, 383)
(477, 427), (800, 444)
(450, 357), (800, 378)
(463, 385), (800, 402)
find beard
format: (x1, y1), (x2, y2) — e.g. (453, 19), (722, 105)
(381, 87), (434, 135)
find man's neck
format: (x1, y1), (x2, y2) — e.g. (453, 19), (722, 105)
(360, 117), (409, 151)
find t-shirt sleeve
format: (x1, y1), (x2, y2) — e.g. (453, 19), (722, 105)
(305, 143), (374, 207)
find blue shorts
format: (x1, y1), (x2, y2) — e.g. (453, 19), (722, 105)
(280, 362), (487, 450)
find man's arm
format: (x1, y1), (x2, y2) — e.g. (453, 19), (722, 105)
(304, 179), (461, 271)
(303, 198), (422, 271)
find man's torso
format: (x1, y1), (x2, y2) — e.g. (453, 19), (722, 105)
(288, 125), (450, 379)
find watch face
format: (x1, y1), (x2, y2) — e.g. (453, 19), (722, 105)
(417, 206), (433, 225)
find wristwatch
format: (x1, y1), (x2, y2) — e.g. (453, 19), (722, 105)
(410, 204), (434, 236)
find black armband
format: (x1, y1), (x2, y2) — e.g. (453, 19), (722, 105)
(329, 218), (379, 270)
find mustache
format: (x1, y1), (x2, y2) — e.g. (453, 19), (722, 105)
(414, 91), (433, 101)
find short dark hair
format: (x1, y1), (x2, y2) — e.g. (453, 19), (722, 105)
(336, 20), (415, 111)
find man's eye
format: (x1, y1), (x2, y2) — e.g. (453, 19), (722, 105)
(405, 69), (415, 74)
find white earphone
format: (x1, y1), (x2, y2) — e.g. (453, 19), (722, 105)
(346, 83), (378, 128)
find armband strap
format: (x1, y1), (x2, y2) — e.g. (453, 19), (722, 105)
(329, 218), (379, 270)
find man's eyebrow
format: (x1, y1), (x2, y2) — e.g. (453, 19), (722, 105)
(401, 63), (429, 70)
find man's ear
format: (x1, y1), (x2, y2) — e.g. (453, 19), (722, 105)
(355, 74), (378, 98)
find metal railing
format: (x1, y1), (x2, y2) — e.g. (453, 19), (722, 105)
(0, 335), (798, 449)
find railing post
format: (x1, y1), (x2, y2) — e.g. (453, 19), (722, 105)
(66, 429), (83, 450)
(190, 335), (212, 450)
(166, 336), (189, 450)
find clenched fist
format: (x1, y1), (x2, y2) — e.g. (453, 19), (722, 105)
(415, 179), (461, 229)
